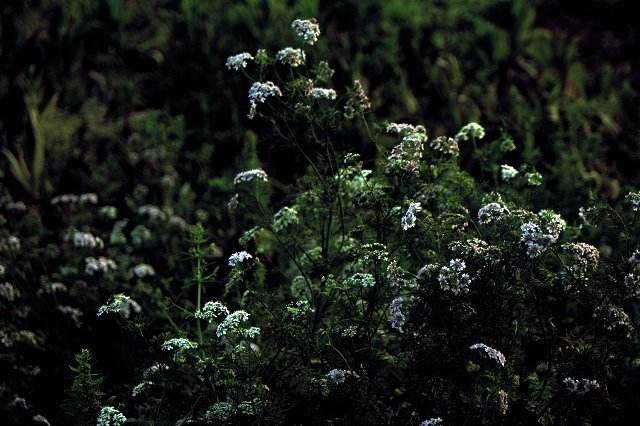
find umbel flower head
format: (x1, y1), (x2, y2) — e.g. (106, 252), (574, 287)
(388, 296), (406, 332)
(247, 81), (282, 119)
(233, 169), (268, 184)
(401, 202), (422, 230)
(469, 343), (506, 367)
(228, 251), (253, 267)
(291, 18), (320, 45)
(97, 406), (127, 426)
(226, 52), (253, 70)
(276, 47), (306, 67)
(97, 294), (141, 319)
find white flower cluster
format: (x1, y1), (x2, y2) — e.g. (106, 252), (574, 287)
(347, 272), (375, 288)
(273, 206), (300, 232)
(469, 343), (506, 367)
(228, 251), (253, 267)
(401, 202), (422, 230)
(388, 297), (406, 332)
(386, 259), (415, 288)
(291, 18), (320, 45)
(430, 136), (459, 156)
(438, 259), (471, 295)
(307, 87), (337, 100)
(419, 418), (443, 426)
(85, 256), (117, 275)
(216, 310), (258, 338)
(0, 235), (21, 253)
(233, 168), (268, 184)
(326, 368), (358, 384)
(226, 52), (253, 70)
(205, 402), (234, 423)
(455, 122), (485, 141)
(563, 377), (600, 394)
(386, 125), (428, 176)
(51, 193), (98, 206)
(561, 242), (599, 280)
(138, 204), (167, 222)
(477, 202), (509, 225)
(247, 81), (282, 119)
(133, 263), (155, 278)
(162, 337), (198, 362)
(500, 164), (519, 181)
(97, 294), (141, 318)
(96, 406), (127, 426)
(194, 301), (229, 323)
(73, 231), (104, 249)
(520, 210), (566, 257)
(626, 191), (640, 212)
(276, 47), (306, 67)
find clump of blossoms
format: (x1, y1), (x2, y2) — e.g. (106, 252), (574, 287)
(469, 343), (506, 367)
(593, 305), (633, 337)
(563, 377), (600, 394)
(562, 243), (599, 280)
(247, 81), (282, 119)
(455, 122), (485, 141)
(626, 191), (640, 212)
(438, 259), (472, 295)
(72, 231), (104, 249)
(276, 47), (306, 67)
(85, 256), (117, 275)
(500, 164), (519, 181)
(419, 418), (444, 426)
(216, 310), (259, 338)
(228, 251), (253, 267)
(521, 210), (566, 257)
(347, 272), (375, 288)
(195, 301), (230, 322)
(97, 406), (127, 426)
(430, 136), (459, 156)
(307, 87), (337, 100)
(291, 18), (320, 45)
(477, 202), (509, 225)
(233, 169), (268, 184)
(133, 263), (155, 278)
(226, 52), (253, 70)
(388, 297), (406, 332)
(162, 337), (198, 362)
(326, 368), (358, 384)
(386, 124), (428, 175)
(97, 294), (141, 319)
(401, 202), (422, 230)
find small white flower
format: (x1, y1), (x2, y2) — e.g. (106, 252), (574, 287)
(233, 169), (268, 184)
(85, 257), (117, 275)
(97, 406), (127, 426)
(388, 297), (406, 332)
(73, 232), (104, 249)
(455, 122), (485, 141)
(469, 343), (506, 367)
(247, 81), (282, 119)
(326, 368), (357, 384)
(401, 202), (422, 230)
(228, 251), (253, 267)
(500, 164), (519, 181)
(276, 47), (306, 67)
(133, 263), (155, 278)
(291, 18), (320, 45)
(419, 418), (444, 426)
(226, 52), (254, 70)
(307, 87), (337, 100)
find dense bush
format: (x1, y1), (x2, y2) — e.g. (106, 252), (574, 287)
(1, 1), (640, 425)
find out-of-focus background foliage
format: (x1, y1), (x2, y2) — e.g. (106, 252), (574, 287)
(1, 0), (639, 423)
